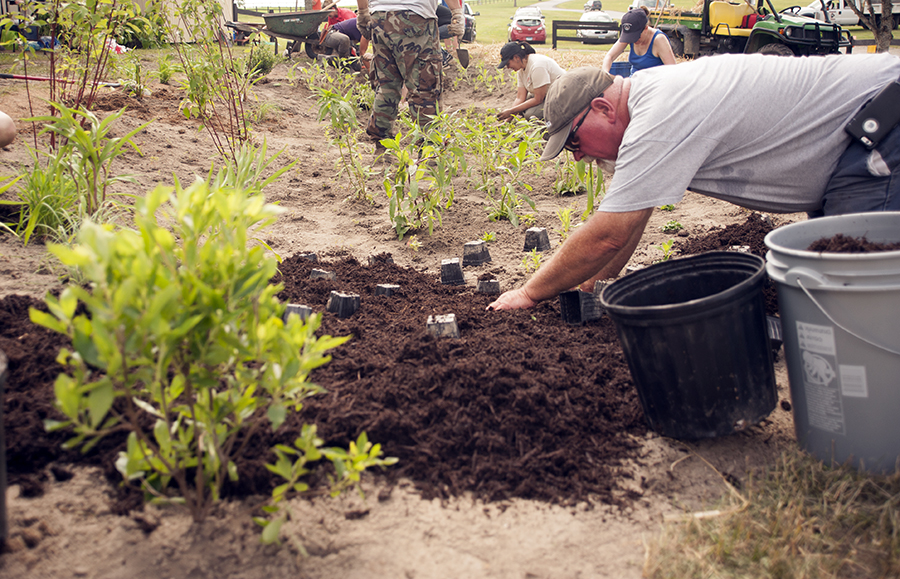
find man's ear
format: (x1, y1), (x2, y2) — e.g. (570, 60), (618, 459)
(589, 96), (615, 123)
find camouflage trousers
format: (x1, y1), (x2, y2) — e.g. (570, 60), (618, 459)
(366, 10), (442, 140)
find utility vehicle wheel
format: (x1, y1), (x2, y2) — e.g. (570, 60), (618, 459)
(758, 42), (794, 56)
(667, 33), (684, 57)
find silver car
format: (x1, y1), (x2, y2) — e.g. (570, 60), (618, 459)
(576, 10), (618, 43)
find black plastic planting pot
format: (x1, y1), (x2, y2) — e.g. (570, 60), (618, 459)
(1, 349), (7, 545)
(599, 252), (777, 440)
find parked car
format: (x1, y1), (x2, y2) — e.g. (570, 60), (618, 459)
(462, 2), (478, 43)
(508, 16), (546, 43)
(793, 0), (900, 26)
(576, 10), (618, 43)
(629, 0), (670, 9)
(584, 0), (604, 11)
(513, 6), (544, 21)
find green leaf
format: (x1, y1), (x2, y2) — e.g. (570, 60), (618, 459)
(87, 380), (114, 429)
(267, 404), (287, 430)
(29, 308), (67, 335)
(260, 516), (283, 545)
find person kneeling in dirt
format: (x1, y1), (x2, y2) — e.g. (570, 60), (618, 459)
(496, 41), (565, 122)
(488, 53), (900, 311)
(0, 110), (15, 148)
(320, 17), (370, 62)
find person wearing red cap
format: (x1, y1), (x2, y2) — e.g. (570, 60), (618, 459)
(601, 7), (675, 76)
(488, 54), (900, 311)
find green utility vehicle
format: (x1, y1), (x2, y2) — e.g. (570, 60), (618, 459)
(647, 0), (853, 57)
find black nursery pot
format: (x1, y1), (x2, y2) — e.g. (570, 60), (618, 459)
(599, 252), (776, 440)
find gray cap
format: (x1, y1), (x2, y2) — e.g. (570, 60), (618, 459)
(540, 67), (615, 161)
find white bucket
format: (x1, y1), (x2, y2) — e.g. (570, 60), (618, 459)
(765, 212), (900, 473)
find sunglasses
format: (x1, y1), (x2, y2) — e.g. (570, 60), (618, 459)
(562, 96), (602, 153)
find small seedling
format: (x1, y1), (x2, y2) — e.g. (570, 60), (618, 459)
(481, 231), (496, 243)
(519, 213), (537, 228)
(662, 220), (683, 233)
(555, 206), (580, 243)
(521, 248), (542, 273)
(659, 204), (675, 211)
(407, 235), (422, 252)
(655, 239), (676, 262)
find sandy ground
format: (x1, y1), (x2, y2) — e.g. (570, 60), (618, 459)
(0, 45), (806, 578)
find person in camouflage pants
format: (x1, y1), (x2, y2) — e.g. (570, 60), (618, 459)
(356, 0), (464, 146)
(367, 11), (440, 141)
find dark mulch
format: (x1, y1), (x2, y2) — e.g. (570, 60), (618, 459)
(1, 214), (775, 512)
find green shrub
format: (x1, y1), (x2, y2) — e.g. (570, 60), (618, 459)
(31, 182), (384, 525)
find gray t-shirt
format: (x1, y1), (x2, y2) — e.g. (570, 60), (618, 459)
(370, 0), (439, 20)
(600, 53), (900, 214)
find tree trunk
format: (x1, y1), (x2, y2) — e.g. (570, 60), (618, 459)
(848, 0), (895, 53)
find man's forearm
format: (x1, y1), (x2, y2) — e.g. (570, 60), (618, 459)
(522, 208), (653, 302)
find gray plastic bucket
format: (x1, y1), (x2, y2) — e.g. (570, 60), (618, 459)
(600, 252), (777, 440)
(765, 212), (900, 473)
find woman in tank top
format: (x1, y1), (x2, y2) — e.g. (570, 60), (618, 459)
(601, 7), (676, 75)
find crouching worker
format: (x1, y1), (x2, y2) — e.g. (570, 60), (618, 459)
(488, 53), (900, 311)
(320, 17), (370, 62)
(496, 41), (565, 121)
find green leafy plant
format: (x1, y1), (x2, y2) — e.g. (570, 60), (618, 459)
(315, 86), (371, 202)
(120, 51), (150, 98)
(30, 181), (375, 525)
(521, 248), (542, 273)
(481, 231), (496, 243)
(551, 153), (587, 196)
(243, 43), (279, 80)
(655, 239), (676, 262)
(575, 160), (605, 221)
(380, 118), (465, 240)
(169, 0), (258, 162)
(25, 102), (147, 217)
(659, 204), (675, 211)
(0, 150), (78, 245)
(207, 139), (295, 198)
(407, 235), (422, 251)
(154, 53), (182, 85)
(555, 206), (579, 243)
(259, 428), (396, 544)
(519, 213), (537, 228)
(662, 220), (683, 233)
(486, 140), (537, 227)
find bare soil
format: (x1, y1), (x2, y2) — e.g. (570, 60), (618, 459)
(0, 46), (804, 579)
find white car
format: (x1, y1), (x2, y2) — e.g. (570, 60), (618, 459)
(794, 0), (865, 26)
(629, 0), (671, 9)
(513, 6), (544, 21)
(576, 10), (618, 43)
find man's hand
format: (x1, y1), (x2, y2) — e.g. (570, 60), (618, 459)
(357, 6), (372, 39)
(497, 109), (514, 121)
(449, 8), (465, 37)
(487, 288), (538, 311)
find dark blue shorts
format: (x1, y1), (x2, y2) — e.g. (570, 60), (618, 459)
(811, 122), (900, 218)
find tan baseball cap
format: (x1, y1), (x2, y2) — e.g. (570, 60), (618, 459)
(540, 67), (615, 161)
